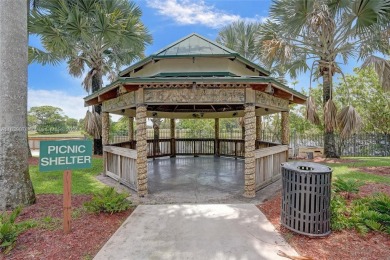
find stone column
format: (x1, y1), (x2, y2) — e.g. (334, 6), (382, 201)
(128, 117), (134, 141)
(281, 111), (290, 145)
(215, 118), (219, 156)
(170, 118), (176, 157)
(256, 116), (262, 141)
(244, 104), (256, 198)
(102, 112), (109, 145)
(136, 104), (148, 196)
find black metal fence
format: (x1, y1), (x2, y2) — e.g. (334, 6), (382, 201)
(289, 132), (390, 157)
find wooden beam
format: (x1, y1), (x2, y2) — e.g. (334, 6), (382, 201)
(292, 96), (306, 104)
(98, 89), (118, 102)
(123, 85), (139, 92)
(273, 88), (293, 100)
(251, 84), (267, 91)
(84, 97), (99, 106)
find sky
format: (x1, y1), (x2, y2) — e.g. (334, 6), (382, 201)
(28, 0), (360, 120)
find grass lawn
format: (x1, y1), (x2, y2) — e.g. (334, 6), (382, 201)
(29, 158), (106, 194)
(323, 157), (390, 184)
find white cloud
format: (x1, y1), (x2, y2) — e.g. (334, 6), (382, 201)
(28, 89), (87, 120)
(146, 0), (265, 28)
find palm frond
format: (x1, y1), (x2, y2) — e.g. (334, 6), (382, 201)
(362, 55), (390, 92)
(84, 110), (101, 139)
(28, 46), (62, 65)
(324, 99), (338, 132)
(337, 105), (362, 138)
(306, 96), (321, 125)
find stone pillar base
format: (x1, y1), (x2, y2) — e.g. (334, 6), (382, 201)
(244, 103), (256, 198)
(136, 104), (148, 196)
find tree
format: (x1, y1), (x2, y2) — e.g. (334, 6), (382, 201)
(0, 0), (36, 209)
(216, 20), (261, 62)
(29, 0), (152, 154)
(28, 106), (69, 134)
(335, 68), (390, 134)
(258, 0), (390, 157)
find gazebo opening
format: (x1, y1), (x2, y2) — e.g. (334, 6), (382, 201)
(84, 33), (306, 198)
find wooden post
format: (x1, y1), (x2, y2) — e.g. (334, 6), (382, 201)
(128, 117), (134, 141)
(63, 170), (72, 234)
(170, 119), (176, 157)
(215, 118), (219, 156)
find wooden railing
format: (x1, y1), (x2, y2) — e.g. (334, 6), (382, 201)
(111, 139), (281, 159)
(147, 139), (172, 158)
(103, 146), (138, 191)
(255, 140), (280, 149)
(175, 138), (215, 156)
(254, 145), (288, 190)
(218, 139), (245, 157)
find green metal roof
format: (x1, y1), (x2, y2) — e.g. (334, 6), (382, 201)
(84, 76), (307, 101)
(154, 33), (237, 56)
(119, 33), (270, 77)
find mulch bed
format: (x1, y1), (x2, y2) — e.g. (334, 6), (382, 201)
(2, 195), (133, 260)
(357, 166), (390, 177)
(258, 188), (390, 260)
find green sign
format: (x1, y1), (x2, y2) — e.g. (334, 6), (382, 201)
(39, 140), (93, 172)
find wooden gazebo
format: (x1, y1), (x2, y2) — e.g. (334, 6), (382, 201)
(84, 33), (306, 198)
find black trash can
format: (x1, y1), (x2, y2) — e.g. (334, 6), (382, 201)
(281, 162), (332, 236)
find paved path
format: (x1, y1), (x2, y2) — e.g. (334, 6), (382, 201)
(94, 204), (298, 260)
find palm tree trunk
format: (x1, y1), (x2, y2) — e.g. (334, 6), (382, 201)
(92, 71), (103, 155)
(152, 118), (161, 154)
(322, 68), (339, 158)
(0, 0), (36, 209)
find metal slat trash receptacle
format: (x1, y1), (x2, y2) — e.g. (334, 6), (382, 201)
(281, 162), (332, 236)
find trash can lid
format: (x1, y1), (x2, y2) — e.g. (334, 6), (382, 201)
(281, 161), (331, 173)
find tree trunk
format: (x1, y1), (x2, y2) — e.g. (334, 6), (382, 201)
(322, 68), (339, 158)
(0, 0), (36, 209)
(151, 118), (161, 154)
(92, 72), (103, 155)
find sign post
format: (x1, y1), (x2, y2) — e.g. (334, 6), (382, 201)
(39, 140), (92, 234)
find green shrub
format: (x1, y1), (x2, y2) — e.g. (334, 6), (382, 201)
(333, 178), (363, 199)
(0, 207), (35, 254)
(352, 193), (390, 235)
(331, 192), (390, 235)
(36, 122), (69, 134)
(84, 187), (131, 214)
(330, 194), (351, 231)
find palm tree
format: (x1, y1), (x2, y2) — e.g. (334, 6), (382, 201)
(29, 0), (152, 154)
(0, 0), (36, 209)
(216, 20), (261, 62)
(257, 0), (390, 158)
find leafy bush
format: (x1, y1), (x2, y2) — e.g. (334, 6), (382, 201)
(84, 187), (131, 214)
(36, 122), (69, 134)
(330, 194), (351, 231)
(330, 192), (390, 235)
(0, 207), (35, 254)
(333, 178), (363, 199)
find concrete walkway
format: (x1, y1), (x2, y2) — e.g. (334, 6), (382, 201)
(94, 204), (298, 260)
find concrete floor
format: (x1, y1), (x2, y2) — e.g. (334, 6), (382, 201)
(94, 204), (298, 260)
(98, 156), (282, 204)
